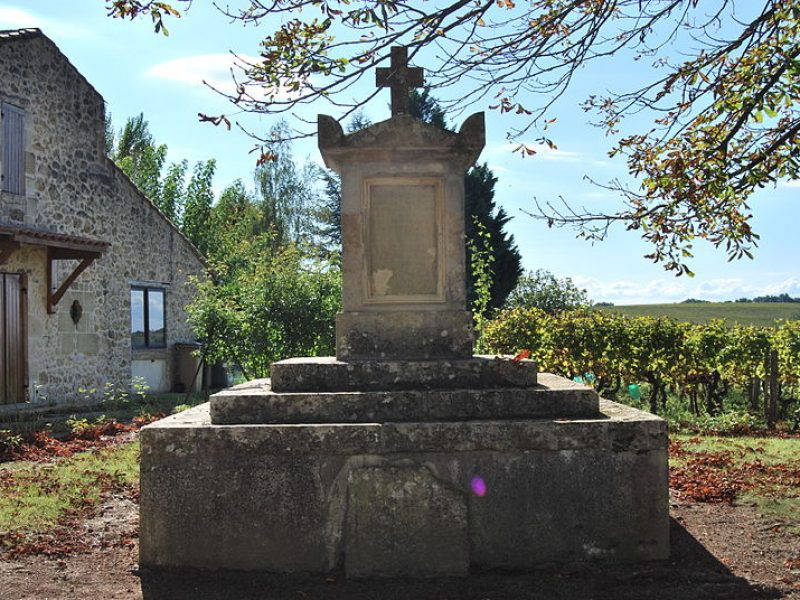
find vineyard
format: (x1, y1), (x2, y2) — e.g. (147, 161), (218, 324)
(483, 308), (800, 428)
(596, 302), (800, 327)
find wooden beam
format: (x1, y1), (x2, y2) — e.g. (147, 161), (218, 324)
(12, 233), (108, 254)
(47, 247), (99, 314)
(48, 247), (103, 261)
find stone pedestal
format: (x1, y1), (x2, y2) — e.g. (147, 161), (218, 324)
(140, 375), (669, 577)
(141, 356), (669, 577)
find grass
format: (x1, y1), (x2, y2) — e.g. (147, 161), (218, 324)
(100, 392), (206, 422)
(670, 434), (799, 467)
(0, 441), (139, 536)
(0, 391), (207, 437)
(596, 302), (800, 327)
(743, 494), (800, 532)
(670, 434), (800, 532)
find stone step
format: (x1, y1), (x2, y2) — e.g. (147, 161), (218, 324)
(210, 373), (598, 424)
(269, 355), (538, 393)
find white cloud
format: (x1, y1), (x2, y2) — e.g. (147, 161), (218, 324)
(573, 275), (800, 305)
(779, 179), (800, 188)
(527, 144), (580, 162)
(579, 191), (614, 200)
(0, 6), (93, 39)
(487, 142), (581, 162)
(146, 54), (252, 93)
(146, 53), (302, 102)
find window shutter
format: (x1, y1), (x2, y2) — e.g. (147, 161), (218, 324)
(1, 273), (25, 403)
(1, 103), (26, 195)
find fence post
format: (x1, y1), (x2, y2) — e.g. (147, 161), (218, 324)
(767, 349), (779, 429)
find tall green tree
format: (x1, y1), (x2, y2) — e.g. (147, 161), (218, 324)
(254, 122), (320, 249)
(110, 114), (218, 250)
(112, 113), (167, 203)
(312, 169), (342, 256)
(182, 159), (217, 255)
(159, 159), (188, 224)
(114, 0), (800, 274)
(464, 164), (523, 311)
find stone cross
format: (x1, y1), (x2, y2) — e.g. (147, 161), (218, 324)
(375, 46), (423, 115)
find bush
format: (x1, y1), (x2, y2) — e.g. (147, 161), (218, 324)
(482, 307), (800, 425)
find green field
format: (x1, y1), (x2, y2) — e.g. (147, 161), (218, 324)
(596, 302), (800, 327)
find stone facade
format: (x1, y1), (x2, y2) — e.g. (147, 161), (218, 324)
(0, 29), (205, 404)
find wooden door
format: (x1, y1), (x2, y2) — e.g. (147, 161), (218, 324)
(0, 272), (26, 404)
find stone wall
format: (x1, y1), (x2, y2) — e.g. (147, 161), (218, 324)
(0, 31), (205, 403)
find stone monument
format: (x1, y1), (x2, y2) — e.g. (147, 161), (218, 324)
(139, 47), (669, 578)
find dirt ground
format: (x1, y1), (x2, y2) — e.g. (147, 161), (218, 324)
(0, 489), (798, 600)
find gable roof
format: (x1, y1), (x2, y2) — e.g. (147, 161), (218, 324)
(0, 27), (104, 105)
(0, 27), (207, 267)
(0, 223), (110, 253)
(0, 28), (43, 43)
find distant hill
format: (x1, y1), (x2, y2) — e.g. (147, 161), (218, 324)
(595, 302), (800, 327)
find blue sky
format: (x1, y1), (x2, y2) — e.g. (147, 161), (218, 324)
(3, 2), (799, 305)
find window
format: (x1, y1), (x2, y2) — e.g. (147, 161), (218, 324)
(1, 103), (25, 195)
(131, 287), (166, 349)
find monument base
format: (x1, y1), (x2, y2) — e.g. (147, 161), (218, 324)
(139, 372), (669, 577)
(336, 310), (474, 360)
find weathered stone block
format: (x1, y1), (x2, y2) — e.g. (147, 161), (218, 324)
(210, 372), (598, 424)
(336, 310), (474, 360)
(345, 466), (468, 577)
(139, 393), (669, 576)
(269, 355), (538, 393)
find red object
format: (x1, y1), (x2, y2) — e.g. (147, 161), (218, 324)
(512, 349), (531, 362)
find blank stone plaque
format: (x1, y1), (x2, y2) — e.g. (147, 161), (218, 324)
(365, 179), (443, 302)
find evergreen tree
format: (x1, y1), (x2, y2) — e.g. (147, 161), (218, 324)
(408, 89), (522, 309)
(312, 169), (342, 255)
(313, 111), (374, 258)
(464, 164), (523, 311)
(407, 88), (447, 130)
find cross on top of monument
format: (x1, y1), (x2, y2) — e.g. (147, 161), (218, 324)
(376, 46), (423, 116)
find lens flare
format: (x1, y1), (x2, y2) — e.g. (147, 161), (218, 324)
(470, 476), (487, 497)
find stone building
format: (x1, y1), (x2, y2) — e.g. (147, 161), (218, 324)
(0, 28), (205, 406)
